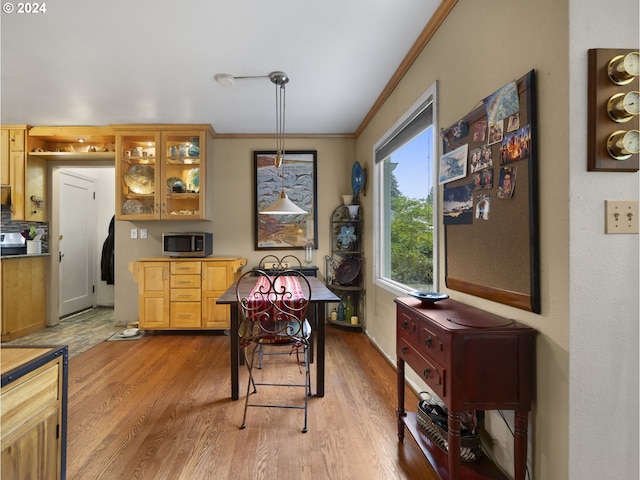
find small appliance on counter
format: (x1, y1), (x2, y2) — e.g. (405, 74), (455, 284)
(0, 232), (26, 255)
(162, 232), (213, 257)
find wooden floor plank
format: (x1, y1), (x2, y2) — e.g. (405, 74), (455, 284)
(66, 328), (439, 480)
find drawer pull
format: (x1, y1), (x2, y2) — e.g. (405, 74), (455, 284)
(423, 368), (431, 379)
(401, 346), (408, 355)
(401, 320), (409, 330)
(425, 337), (433, 348)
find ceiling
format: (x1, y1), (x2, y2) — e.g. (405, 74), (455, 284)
(1, 0), (446, 136)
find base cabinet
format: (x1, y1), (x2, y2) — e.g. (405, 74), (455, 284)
(130, 257), (247, 330)
(1, 346), (68, 480)
(1, 256), (47, 342)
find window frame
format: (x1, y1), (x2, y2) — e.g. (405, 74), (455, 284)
(372, 82), (439, 296)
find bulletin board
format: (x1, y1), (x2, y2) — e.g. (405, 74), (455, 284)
(442, 70), (540, 313)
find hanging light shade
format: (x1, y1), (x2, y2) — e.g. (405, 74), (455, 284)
(260, 72), (307, 215)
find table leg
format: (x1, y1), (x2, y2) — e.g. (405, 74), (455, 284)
(397, 357), (406, 442)
(448, 410), (461, 480)
(230, 305), (239, 401)
(514, 410), (529, 480)
(315, 302), (326, 397)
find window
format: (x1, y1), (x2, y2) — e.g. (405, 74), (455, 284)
(374, 84), (437, 295)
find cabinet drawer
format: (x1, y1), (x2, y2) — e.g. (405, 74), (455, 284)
(397, 306), (419, 343)
(170, 262), (201, 275)
(1, 362), (59, 439)
(418, 324), (446, 363)
(398, 339), (446, 400)
(170, 274), (201, 289)
(171, 288), (201, 302)
(170, 302), (201, 327)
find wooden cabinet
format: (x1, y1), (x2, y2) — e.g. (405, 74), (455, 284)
(114, 125), (214, 221)
(395, 297), (536, 480)
(325, 203), (365, 328)
(131, 257), (247, 330)
(1, 345), (68, 480)
(1, 125), (28, 220)
(135, 261), (170, 329)
(1, 256), (47, 341)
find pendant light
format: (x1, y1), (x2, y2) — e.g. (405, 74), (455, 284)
(259, 72), (307, 215)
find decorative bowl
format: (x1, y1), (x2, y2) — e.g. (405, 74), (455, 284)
(407, 291), (449, 304)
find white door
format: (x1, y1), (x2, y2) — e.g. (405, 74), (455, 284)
(59, 171), (97, 316)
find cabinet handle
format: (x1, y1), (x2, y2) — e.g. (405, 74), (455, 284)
(401, 346), (408, 355)
(425, 337), (433, 348)
(423, 368), (431, 379)
(401, 320), (409, 330)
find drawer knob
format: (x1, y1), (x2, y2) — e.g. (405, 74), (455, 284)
(401, 320), (409, 330)
(401, 346), (408, 354)
(423, 368), (431, 379)
(425, 337), (433, 348)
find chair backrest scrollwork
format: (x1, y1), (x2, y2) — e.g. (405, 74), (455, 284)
(236, 269), (311, 346)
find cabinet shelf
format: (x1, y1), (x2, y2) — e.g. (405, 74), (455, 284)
(328, 318), (362, 329)
(28, 151), (115, 161)
(327, 284), (361, 291)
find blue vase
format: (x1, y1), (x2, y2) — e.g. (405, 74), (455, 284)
(188, 137), (199, 157)
(337, 300), (345, 321)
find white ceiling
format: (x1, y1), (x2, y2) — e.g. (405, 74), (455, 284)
(0, 0), (442, 135)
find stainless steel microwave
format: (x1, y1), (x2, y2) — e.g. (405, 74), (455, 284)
(162, 232), (213, 257)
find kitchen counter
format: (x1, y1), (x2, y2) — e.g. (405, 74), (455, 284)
(0, 252), (50, 260)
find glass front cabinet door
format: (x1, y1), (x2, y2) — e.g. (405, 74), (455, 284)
(115, 126), (212, 221)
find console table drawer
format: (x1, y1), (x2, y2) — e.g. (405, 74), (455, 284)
(398, 338), (446, 400)
(397, 308), (419, 342)
(418, 324), (446, 362)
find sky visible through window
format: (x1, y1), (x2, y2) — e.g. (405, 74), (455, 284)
(388, 128), (432, 199)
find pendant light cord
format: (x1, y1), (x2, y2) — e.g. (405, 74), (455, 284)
(275, 79), (287, 192)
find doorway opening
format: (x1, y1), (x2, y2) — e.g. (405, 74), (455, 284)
(49, 165), (115, 322)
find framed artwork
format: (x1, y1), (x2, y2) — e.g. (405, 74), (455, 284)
(254, 150), (318, 250)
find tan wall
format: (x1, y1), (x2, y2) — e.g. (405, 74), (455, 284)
(356, 1), (569, 478)
(114, 137), (356, 324)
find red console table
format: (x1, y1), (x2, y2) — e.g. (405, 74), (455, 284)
(395, 297), (536, 480)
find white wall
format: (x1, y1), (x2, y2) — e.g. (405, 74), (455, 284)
(568, 1), (639, 479)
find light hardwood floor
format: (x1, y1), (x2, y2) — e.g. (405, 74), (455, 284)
(66, 327), (438, 480)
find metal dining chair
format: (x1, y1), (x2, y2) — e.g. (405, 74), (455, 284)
(236, 269), (313, 432)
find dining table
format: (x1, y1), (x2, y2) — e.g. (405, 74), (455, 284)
(217, 275), (340, 400)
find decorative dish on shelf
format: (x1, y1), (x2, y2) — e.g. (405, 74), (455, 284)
(335, 256), (361, 285)
(186, 167), (200, 192)
(407, 291), (449, 304)
(337, 225), (357, 250)
(122, 199), (143, 215)
(124, 165), (155, 194)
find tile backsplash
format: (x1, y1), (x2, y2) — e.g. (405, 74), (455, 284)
(1, 210), (49, 253)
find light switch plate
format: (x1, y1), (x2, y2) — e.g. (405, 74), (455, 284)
(605, 200), (639, 234)
(130, 228), (138, 239)
(139, 228), (147, 239)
